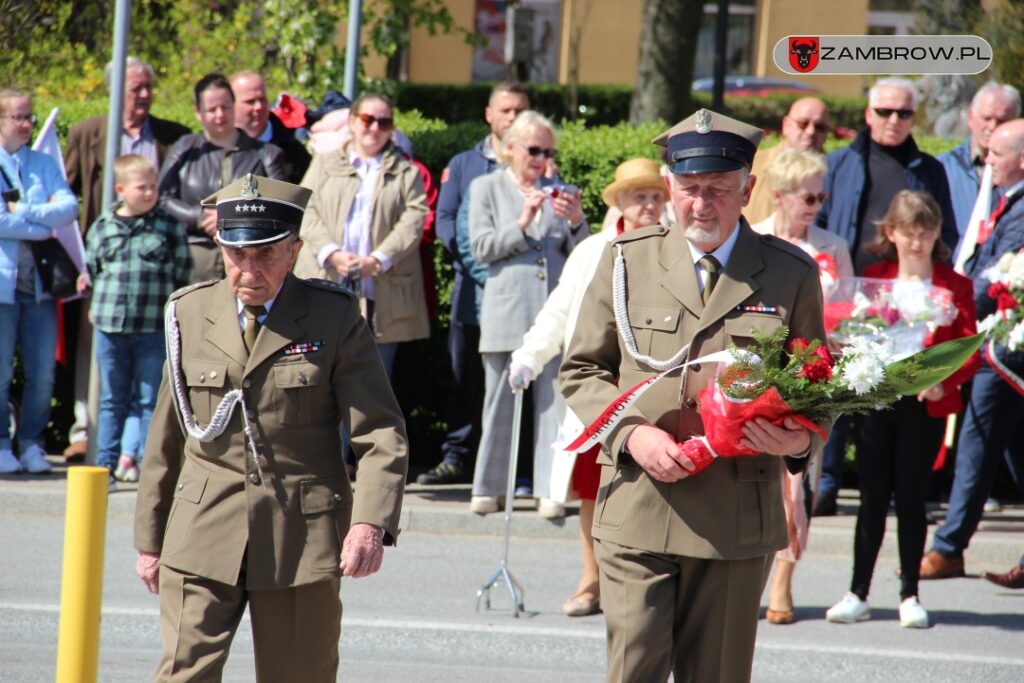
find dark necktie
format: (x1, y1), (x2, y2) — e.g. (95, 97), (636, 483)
(243, 305), (265, 353)
(977, 195), (1007, 245)
(699, 255), (721, 305)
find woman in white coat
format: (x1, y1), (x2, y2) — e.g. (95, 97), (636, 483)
(509, 158), (668, 616)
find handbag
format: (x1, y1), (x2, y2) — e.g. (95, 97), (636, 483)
(30, 238), (79, 299)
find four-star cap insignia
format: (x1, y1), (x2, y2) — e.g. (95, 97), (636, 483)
(695, 109), (713, 134)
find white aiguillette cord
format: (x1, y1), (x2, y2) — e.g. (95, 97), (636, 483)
(164, 300), (265, 486)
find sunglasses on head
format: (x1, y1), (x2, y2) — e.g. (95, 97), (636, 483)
(521, 144), (556, 159)
(355, 112), (394, 130)
(793, 192), (827, 206)
(790, 118), (829, 134)
(873, 107), (914, 120)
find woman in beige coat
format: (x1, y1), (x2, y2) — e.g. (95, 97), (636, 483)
(294, 93), (429, 363)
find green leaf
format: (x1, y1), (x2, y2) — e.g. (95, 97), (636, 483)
(888, 333), (985, 395)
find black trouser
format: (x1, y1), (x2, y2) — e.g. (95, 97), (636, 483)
(851, 396), (944, 600)
(439, 320), (485, 469)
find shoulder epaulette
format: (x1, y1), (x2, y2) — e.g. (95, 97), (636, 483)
(612, 224), (669, 244)
(302, 278), (356, 297)
(168, 279), (219, 301)
(757, 232), (818, 268)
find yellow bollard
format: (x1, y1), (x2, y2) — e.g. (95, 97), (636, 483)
(55, 466), (109, 683)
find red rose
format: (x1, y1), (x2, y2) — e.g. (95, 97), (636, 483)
(997, 292), (1018, 312)
(988, 282), (1010, 300)
(799, 358), (833, 383)
(813, 344), (834, 366)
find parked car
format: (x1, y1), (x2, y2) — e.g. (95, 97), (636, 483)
(692, 76), (818, 97)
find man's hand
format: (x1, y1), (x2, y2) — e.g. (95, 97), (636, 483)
(199, 208), (219, 237)
(327, 250), (361, 278)
(626, 424), (697, 483)
(76, 272), (91, 295)
(339, 523), (384, 579)
(358, 255), (382, 278)
(136, 551), (160, 594)
(917, 384), (945, 403)
(740, 417), (811, 456)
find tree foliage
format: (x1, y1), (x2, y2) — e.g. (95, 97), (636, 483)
(0, 0), (476, 103)
(629, 0), (705, 125)
(981, 0), (1024, 95)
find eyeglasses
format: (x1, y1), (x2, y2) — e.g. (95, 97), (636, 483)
(790, 118), (829, 134)
(520, 144), (556, 159)
(873, 108), (914, 120)
(354, 112), (394, 130)
(792, 192), (827, 206)
(2, 114), (36, 126)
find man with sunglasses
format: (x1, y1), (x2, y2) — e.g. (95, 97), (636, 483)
(812, 78), (956, 518)
(419, 82), (531, 486)
(746, 96), (830, 224)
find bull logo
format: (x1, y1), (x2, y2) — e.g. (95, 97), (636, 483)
(789, 37), (819, 73)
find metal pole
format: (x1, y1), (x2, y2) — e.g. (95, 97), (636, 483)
(86, 0), (130, 468)
(55, 467), (109, 683)
(712, 0), (729, 110)
(343, 0), (364, 101)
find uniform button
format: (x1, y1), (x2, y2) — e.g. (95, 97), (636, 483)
(644, 317), (652, 325)
(249, 472), (262, 485)
(177, 483), (183, 491)
(759, 468), (766, 476)
(538, 272), (546, 280)
(242, 378), (252, 389)
(199, 373), (206, 383)
(209, 370), (218, 379)
(298, 373), (308, 386)
(690, 363), (702, 373)
(333, 493), (343, 501)
(685, 398), (697, 409)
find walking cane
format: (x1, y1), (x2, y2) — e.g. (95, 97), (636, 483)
(476, 384), (526, 617)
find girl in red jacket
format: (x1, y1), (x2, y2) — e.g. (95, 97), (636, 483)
(827, 190), (981, 629)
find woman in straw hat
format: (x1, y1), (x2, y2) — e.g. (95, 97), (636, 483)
(509, 157), (668, 616)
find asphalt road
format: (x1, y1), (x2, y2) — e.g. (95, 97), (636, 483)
(2, 502), (1023, 683)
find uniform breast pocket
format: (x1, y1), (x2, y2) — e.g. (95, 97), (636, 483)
(274, 358), (329, 426)
(625, 302), (681, 365)
(724, 313), (783, 351)
(182, 360), (230, 427)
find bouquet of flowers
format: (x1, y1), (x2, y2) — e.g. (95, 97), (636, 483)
(823, 277), (957, 360)
(676, 326), (983, 472)
(978, 249), (1024, 351)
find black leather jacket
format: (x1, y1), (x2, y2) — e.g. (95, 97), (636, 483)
(157, 129), (287, 242)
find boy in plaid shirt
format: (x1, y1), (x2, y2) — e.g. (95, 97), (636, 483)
(77, 155), (191, 489)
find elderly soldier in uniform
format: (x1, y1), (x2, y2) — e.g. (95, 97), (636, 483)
(134, 174), (408, 682)
(560, 110), (828, 683)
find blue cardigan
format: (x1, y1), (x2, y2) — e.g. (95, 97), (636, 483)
(815, 130), (958, 257)
(937, 137), (981, 239)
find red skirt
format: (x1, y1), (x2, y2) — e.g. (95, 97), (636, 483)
(572, 444), (602, 501)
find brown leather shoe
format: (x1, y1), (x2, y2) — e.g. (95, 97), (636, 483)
(62, 439), (87, 463)
(919, 550), (965, 580)
(982, 564), (1024, 589)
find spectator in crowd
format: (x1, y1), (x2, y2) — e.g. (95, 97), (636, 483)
(938, 82), (1020, 242)
(229, 70), (311, 183)
(510, 158), (667, 613)
(751, 148), (853, 625)
(158, 73), (287, 283)
(76, 155), (191, 490)
(468, 110), (587, 515)
(813, 77), (956, 517)
(921, 119), (1024, 580)
(419, 81), (530, 486)
(293, 93), (429, 476)
(982, 554), (1024, 589)
(0, 89), (78, 474)
(63, 56), (191, 461)
(826, 190), (979, 629)
(561, 109), (826, 683)
(746, 97), (830, 224)
(134, 174), (408, 682)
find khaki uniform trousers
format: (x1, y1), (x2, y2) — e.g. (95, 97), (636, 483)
(155, 565), (342, 683)
(595, 538), (774, 683)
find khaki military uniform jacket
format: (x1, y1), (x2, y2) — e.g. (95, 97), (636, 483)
(134, 274), (409, 590)
(560, 221), (828, 560)
(293, 142), (429, 343)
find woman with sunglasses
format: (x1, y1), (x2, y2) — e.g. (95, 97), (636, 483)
(294, 93), (430, 476)
(751, 148), (853, 625)
(467, 110), (588, 516)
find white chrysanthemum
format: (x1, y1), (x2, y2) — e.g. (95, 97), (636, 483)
(1008, 320), (1024, 351)
(841, 355), (886, 395)
(843, 337), (896, 365)
(977, 313), (1003, 334)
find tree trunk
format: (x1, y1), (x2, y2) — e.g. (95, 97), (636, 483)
(629, 0), (705, 126)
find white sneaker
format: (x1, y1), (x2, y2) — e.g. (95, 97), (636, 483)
(537, 498), (566, 519)
(19, 444), (52, 474)
(470, 495), (500, 515)
(826, 592), (871, 623)
(899, 596), (930, 628)
(0, 448), (22, 474)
